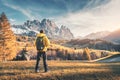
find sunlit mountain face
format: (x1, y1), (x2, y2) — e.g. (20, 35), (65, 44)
(0, 0), (120, 37)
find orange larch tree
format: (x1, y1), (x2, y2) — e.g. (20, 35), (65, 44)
(0, 12), (17, 61)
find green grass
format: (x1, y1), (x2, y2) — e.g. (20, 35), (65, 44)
(0, 60), (120, 80)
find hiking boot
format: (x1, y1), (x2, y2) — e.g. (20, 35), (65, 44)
(44, 70), (48, 72)
(35, 70), (40, 73)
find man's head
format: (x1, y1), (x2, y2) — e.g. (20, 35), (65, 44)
(40, 30), (44, 33)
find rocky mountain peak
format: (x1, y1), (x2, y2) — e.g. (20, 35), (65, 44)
(41, 19), (52, 25)
(12, 19), (74, 40)
(41, 19), (57, 28)
(59, 25), (74, 39)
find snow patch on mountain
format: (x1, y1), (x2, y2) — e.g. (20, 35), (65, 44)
(12, 19), (74, 39)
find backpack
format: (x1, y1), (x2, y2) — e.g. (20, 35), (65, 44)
(36, 36), (45, 50)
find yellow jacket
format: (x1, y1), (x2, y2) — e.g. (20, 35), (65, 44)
(35, 33), (50, 52)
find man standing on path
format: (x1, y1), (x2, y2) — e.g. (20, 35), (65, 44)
(35, 30), (50, 73)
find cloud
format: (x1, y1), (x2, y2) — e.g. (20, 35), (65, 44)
(55, 0), (120, 37)
(2, 2), (35, 20)
(9, 18), (16, 25)
(1, 0), (120, 37)
(9, 18), (16, 22)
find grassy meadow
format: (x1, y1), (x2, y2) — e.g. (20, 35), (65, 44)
(0, 60), (120, 80)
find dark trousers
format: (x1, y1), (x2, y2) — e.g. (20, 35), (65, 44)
(35, 51), (48, 72)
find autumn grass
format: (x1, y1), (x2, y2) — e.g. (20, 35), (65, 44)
(0, 60), (120, 80)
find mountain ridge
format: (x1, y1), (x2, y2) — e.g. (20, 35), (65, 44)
(104, 29), (120, 44)
(83, 31), (111, 39)
(12, 19), (74, 40)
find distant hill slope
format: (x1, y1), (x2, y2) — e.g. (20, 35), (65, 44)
(77, 29), (120, 44)
(84, 31), (111, 39)
(12, 19), (74, 40)
(104, 29), (120, 44)
(94, 53), (120, 62)
(64, 39), (120, 51)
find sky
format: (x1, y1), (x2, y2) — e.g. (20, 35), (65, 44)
(0, 0), (120, 37)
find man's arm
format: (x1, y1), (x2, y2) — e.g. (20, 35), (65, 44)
(44, 36), (50, 47)
(34, 34), (38, 47)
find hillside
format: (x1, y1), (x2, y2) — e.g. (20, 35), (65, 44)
(64, 39), (120, 51)
(84, 31), (110, 39)
(15, 35), (114, 61)
(104, 29), (120, 44)
(94, 53), (120, 62)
